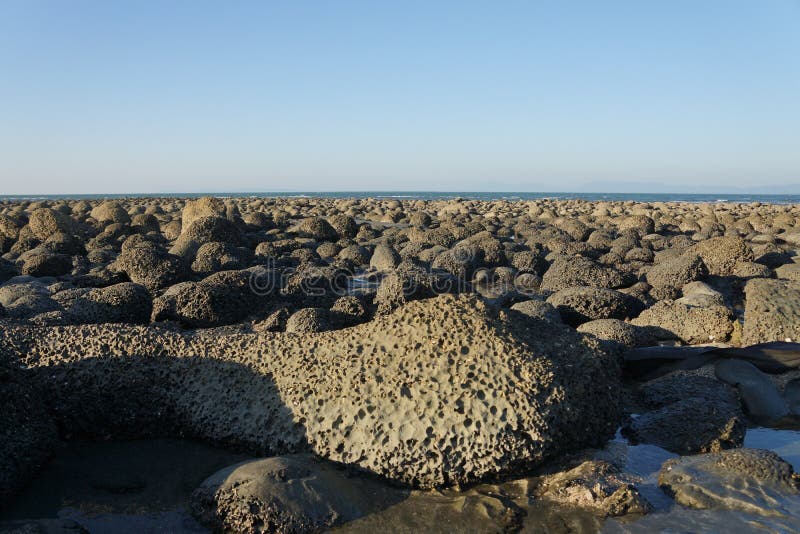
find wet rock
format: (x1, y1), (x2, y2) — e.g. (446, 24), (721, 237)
(546, 286), (643, 327)
(191, 455), (407, 533)
(638, 371), (740, 410)
(622, 396), (744, 454)
(658, 448), (800, 517)
(715, 359), (789, 421)
(530, 460), (651, 517)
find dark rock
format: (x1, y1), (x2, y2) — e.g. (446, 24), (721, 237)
(623, 396), (744, 454)
(541, 256), (633, 292)
(546, 286), (643, 326)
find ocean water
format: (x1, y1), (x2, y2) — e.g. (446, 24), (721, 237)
(2, 191), (800, 204)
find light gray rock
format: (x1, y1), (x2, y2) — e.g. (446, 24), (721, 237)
(743, 278), (800, 344)
(659, 449), (800, 517)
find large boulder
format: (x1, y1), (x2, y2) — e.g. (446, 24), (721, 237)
(90, 201), (131, 225)
(743, 278), (800, 345)
(298, 217), (338, 241)
(26, 208), (73, 241)
(632, 300), (734, 344)
(61, 282), (152, 325)
(688, 236), (754, 277)
(369, 244), (401, 271)
(151, 268), (271, 328)
(622, 396), (744, 454)
(182, 196), (238, 231)
(541, 256), (633, 292)
(645, 254), (708, 300)
(192, 455), (406, 533)
(21, 252), (72, 277)
(113, 247), (187, 291)
(546, 286), (643, 326)
(3, 295), (623, 489)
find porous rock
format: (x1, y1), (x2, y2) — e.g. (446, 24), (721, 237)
(645, 253), (708, 300)
(622, 396), (744, 455)
(113, 246), (187, 291)
(546, 286), (642, 327)
(2, 294), (623, 489)
(688, 236), (754, 277)
(743, 278), (800, 345)
(632, 300), (734, 344)
(541, 256), (633, 292)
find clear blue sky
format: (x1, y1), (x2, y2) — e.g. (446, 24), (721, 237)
(1, 0), (798, 194)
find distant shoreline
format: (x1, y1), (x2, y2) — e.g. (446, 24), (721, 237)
(2, 191), (800, 204)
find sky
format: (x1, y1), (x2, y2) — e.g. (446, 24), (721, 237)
(0, 0), (799, 194)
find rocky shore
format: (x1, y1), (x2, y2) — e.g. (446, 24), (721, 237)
(2, 196), (800, 531)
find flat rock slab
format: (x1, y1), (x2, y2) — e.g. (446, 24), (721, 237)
(0, 294), (622, 489)
(744, 279), (800, 345)
(659, 448), (800, 518)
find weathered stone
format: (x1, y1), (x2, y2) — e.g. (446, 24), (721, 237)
(2, 295), (622, 489)
(743, 278), (800, 344)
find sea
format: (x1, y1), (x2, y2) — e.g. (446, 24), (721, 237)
(2, 191), (800, 204)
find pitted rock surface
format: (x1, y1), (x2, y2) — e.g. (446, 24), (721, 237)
(743, 278), (800, 345)
(0, 294), (622, 489)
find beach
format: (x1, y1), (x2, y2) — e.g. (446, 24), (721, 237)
(2, 195), (800, 532)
